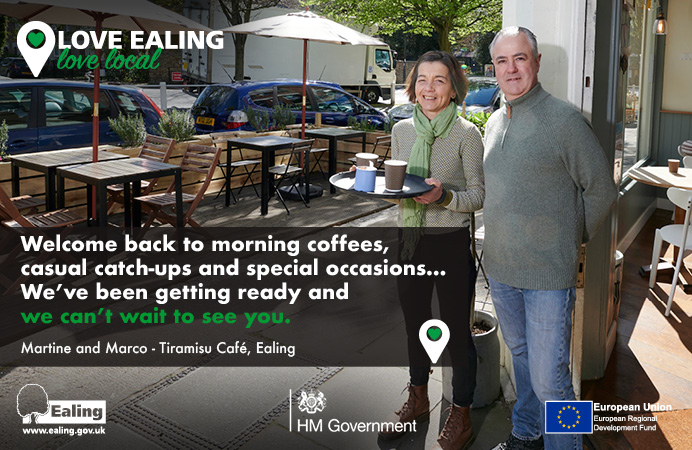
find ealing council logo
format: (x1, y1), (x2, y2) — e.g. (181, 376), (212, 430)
(298, 389), (326, 414)
(16, 383), (106, 425)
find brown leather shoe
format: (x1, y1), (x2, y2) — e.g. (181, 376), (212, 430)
(431, 405), (474, 450)
(378, 383), (430, 440)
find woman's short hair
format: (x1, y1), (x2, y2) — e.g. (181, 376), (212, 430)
(405, 50), (468, 105)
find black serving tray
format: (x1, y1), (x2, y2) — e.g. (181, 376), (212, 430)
(329, 170), (433, 199)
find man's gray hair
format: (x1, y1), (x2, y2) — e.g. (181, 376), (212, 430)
(489, 26), (539, 60)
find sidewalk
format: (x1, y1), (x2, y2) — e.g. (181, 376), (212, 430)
(0, 191), (513, 450)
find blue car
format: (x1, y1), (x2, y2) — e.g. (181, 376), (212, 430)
(191, 80), (389, 133)
(388, 77), (501, 123)
(0, 80), (163, 154)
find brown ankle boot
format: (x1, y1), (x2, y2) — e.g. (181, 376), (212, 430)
(431, 405), (474, 450)
(378, 383), (430, 440)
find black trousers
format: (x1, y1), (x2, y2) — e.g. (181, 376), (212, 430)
(397, 228), (477, 406)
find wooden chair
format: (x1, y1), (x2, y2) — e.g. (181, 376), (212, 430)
(134, 143), (222, 229)
(0, 194), (44, 221)
(0, 185), (83, 228)
(107, 134), (176, 213)
(210, 131), (261, 203)
(0, 186), (83, 293)
(268, 140), (314, 214)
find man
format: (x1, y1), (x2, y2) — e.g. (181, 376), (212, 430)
(483, 27), (617, 450)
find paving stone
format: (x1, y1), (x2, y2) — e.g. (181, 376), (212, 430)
(140, 366), (319, 444)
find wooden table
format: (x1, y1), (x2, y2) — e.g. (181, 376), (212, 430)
(304, 128), (367, 194)
(10, 149), (129, 211)
(56, 158), (183, 227)
(227, 136), (310, 215)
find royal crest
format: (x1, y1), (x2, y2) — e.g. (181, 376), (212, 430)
(298, 389), (326, 414)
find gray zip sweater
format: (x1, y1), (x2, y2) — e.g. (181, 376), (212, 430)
(483, 83), (617, 290)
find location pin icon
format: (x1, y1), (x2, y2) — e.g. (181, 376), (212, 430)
(17, 21), (55, 78)
(419, 319), (450, 364)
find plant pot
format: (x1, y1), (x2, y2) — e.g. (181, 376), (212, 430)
(442, 309), (501, 408)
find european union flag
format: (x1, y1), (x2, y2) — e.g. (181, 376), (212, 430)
(545, 401), (593, 434)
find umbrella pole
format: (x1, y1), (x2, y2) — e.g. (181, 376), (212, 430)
(301, 39), (307, 140)
(91, 18), (103, 220)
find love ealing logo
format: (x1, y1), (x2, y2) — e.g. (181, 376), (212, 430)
(17, 21), (224, 77)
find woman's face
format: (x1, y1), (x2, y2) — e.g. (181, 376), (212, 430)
(414, 61), (456, 120)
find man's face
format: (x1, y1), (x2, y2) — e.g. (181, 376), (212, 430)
(492, 34), (541, 101)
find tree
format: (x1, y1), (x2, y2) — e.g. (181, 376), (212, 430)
(217, 0), (283, 81)
(472, 31), (495, 66)
(16, 384), (49, 425)
(0, 16), (7, 57)
(305, 0), (502, 53)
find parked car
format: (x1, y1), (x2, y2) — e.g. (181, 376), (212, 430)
(0, 57), (32, 78)
(191, 80), (389, 133)
(0, 80), (163, 154)
(388, 77), (501, 123)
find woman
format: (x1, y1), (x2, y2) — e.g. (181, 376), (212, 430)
(378, 51), (484, 450)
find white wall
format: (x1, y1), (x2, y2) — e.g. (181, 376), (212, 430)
(661, 0), (692, 112)
(502, 0), (589, 110)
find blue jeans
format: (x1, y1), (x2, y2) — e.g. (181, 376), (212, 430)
(489, 276), (581, 450)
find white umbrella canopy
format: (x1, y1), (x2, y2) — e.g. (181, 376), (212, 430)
(0, 0), (211, 32)
(223, 10), (386, 46)
(221, 10), (387, 137)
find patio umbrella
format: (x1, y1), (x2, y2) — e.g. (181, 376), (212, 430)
(221, 9), (386, 138)
(0, 0), (210, 216)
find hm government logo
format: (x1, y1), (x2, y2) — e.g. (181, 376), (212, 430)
(545, 400), (593, 434)
(298, 389), (326, 414)
(290, 388), (416, 435)
(17, 383), (106, 429)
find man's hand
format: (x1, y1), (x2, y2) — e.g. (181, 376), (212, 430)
(414, 178), (443, 204)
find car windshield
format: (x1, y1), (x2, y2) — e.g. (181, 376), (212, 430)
(194, 86), (237, 112)
(465, 80), (497, 106)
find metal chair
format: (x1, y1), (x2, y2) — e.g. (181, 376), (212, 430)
(347, 135), (392, 168)
(107, 134), (176, 213)
(471, 212), (488, 288)
(649, 187), (692, 316)
(211, 131), (261, 203)
(134, 143), (222, 229)
(308, 145), (329, 180)
(268, 140), (314, 214)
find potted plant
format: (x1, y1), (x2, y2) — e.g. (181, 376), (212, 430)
(108, 114), (146, 153)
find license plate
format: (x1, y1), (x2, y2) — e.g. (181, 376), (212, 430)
(196, 116), (215, 126)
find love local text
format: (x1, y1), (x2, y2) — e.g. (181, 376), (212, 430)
(57, 48), (162, 71)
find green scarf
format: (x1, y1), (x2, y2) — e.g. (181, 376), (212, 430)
(401, 102), (458, 260)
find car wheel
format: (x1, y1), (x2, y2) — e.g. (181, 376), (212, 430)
(362, 87), (379, 104)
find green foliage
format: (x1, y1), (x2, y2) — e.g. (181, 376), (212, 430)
(384, 29), (439, 61)
(306, 0), (502, 52)
(0, 119), (8, 160)
(108, 114), (146, 148)
(272, 105), (297, 130)
(464, 111), (491, 136)
(245, 107), (273, 132)
(472, 31), (496, 66)
(347, 116), (378, 132)
(0, 16), (7, 58)
(155, 109), (196, 141)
